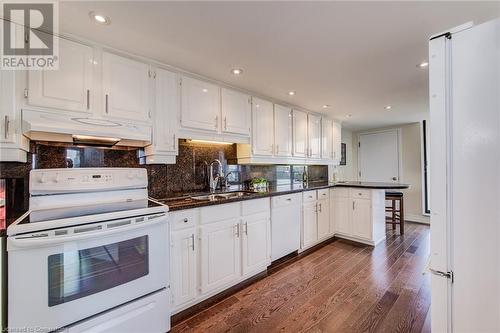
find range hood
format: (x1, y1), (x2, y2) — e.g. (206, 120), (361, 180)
(22, 109), (151, 147)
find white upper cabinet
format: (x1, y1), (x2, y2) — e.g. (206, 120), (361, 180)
(321, 118), (334, 160)
(143, 68), (178, 163)
(180, 76), (220, 132)
(251, 98), (274, 156)
(274, 104), (293, 157)
(333, 121), (342, 163)
(292, 109), (308, 158)
(28, 37), (93, 113)
(308, 114), (322, 159)
(221, 88), (251, 136)
(102, 51), (151, 122)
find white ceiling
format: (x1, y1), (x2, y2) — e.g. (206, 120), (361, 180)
(59, 1), (499, 130)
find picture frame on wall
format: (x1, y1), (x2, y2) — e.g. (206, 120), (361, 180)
(340, 143), (346, 166)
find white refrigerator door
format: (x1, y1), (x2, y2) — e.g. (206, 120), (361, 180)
(430, 18), (500, 333)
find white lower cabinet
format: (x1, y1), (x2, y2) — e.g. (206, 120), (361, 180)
(301, 189), (332, 250)
(330, 188), (386, 246)
(170, 199), (270, 314)
(200, 218), (241, 294)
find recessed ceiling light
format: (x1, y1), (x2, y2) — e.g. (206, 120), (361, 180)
(231, 68), (243, 75)
(417, 61), (429, 68)
(202, 88), (208, 93)
(322, 105), (330, 109)
(89, 12), (110, 25)
(288, 91), (296, 96)
(384, 105), (392, 110)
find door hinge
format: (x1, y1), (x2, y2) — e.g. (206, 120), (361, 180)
(24, 88), (28, 98)
(430, 268), (454, 283)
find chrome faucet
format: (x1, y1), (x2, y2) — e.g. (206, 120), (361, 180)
(208, 159), (223, 192)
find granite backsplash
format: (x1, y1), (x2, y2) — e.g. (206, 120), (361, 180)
(0, 140), (328, 205)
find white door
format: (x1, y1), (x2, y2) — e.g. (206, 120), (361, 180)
(200, 219), (241, 294)
(333, 196), (351, 235)
(221, 88), (251, 136)
(317, 199), (330, 240)
(321, 118), (334, 160)
(170, 228), (197, 309)
(308, 114), (322, 159)
(358, 129), (400, 182)
(293, 110), (308, 158)
(151, 68), (178, 153)
(241, 214), (270, 275)
(181, 76), (220, 132)
(302, 201), (318, 248)
(333, 121), (342, 163)
(274, 104), (293, 157)
(251, 98), (274, 156)
(28, 37), (94, 114)
(102, 52), (150, 122)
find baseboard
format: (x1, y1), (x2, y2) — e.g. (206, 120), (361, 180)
(405, 213), (430, 224)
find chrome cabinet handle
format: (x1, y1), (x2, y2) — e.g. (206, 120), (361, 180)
(215, 115), (218, 129)
(235, 224), (240, 237)
(224, 116), (227, 130)
(105, 94), (109, 113)
(286, 198), (292, 201)
(183, 218), (188, 223)
(319, 203), (322, 212)
(244, 222), (248, 235)
(191, 234), (195, 251)
(4, 115), (9, 139)
(353, 201), (355, 210)
(276, 144), (279, 153)
(86, 89), (90, 110)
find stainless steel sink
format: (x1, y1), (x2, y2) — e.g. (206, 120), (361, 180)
(190, 191), (255, 201)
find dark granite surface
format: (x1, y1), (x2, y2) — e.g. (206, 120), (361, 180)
(155, 181), (410, 211)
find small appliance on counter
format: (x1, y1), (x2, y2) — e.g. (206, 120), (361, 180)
(7, 168), (170, 332)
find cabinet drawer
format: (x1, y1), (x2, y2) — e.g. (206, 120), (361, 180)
(303, 190), (317, 202)
(271, 193), (302, 208)
(317, 189), (329, 200)
(350, 188), (371, 200)
(332, 187), (350, 198)
(242, 198), (270, 216)
(200, 202), (240, 224)
(171, 209), (199, 230)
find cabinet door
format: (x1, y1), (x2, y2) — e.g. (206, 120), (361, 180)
(317, 199), (330, 240)
(251, 98), (274, 156)
(0, 70), (16, 145)
(171, 228), (197, 309)
(28, 37), (93, 113)
(241, 214), (271, 275)
(333, 196), (352, 235)
(221, 88), (251, 135)
(308, 114), (322, 159)
(200, 219), (241, 294)
(102, 52), (150, 122)
(321, 118), (334, 160)
(293, 110), (308, 158)
(302, 201), (318, 248)
(333, 121), (342, 163)
(152, 68), (178, 153)
(181, 76), (220, 132)
(352, 198), (372, 239)
(274, 104), (293, 157)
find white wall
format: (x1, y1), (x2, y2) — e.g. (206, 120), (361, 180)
(352, 122), (429, 224)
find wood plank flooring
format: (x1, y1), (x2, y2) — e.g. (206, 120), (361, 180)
(171, 222), (431, 333)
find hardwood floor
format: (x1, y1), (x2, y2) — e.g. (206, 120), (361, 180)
(171, 222), (431, 333)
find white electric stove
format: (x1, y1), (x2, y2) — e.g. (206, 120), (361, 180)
(7, 168), (170, 333)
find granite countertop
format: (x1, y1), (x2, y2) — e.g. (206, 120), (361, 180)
(155, 181), (410, 212)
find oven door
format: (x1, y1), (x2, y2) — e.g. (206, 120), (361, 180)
(7, 212), (169, 331)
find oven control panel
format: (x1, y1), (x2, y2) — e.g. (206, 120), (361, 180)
(30, 168), (148, 194)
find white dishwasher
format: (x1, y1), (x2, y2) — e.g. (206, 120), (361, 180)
(271, 193), (302, 261)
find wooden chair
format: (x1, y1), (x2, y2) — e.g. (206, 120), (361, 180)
(385, 191), (404, 234)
